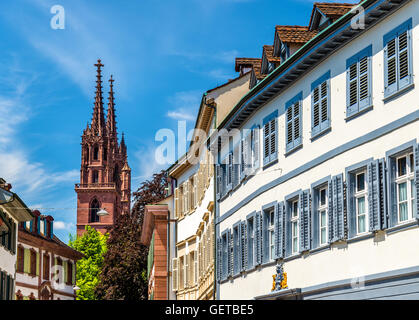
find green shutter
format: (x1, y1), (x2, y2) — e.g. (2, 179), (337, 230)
(23, 249), (30, 274)
(72, 262), (76, 285)
(36, 252), (40, 276)
(63, 260), (68, 284)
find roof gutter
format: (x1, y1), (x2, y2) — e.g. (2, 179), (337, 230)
(218, 0), (398, 130)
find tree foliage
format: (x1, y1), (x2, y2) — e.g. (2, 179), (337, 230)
(69, 226), (108, 300)
(95, 170), (168, 300)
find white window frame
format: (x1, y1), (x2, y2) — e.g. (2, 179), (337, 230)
(355, 170), (369, 235)
(291, 200), (299, 254)
(395, 152), (415, 224)
(318, 187), (328, 246)
(268, 209), (275, 260)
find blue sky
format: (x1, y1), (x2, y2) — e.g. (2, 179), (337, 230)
(0, 0), (357, 242)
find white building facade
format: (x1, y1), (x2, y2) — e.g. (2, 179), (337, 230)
(216, 0), (419, 300)
(0, 181), (34, 300)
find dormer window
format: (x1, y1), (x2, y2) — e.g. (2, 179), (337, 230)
(280, 41), (289, 62)
(267, 62), (275, 73)
(40, 219), (45, 236)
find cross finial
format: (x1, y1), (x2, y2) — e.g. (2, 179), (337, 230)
(94, 59), (104, 69)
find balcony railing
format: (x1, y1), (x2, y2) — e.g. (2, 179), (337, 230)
(75, 183), (116, 189)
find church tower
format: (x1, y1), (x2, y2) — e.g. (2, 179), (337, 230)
(75, 59), (131, 237)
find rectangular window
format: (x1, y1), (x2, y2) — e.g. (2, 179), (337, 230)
(179, 256), (184, 290)
(43, 253), (50, 280)
(291, 200), (299, 254)
(233, 225), (240, 275)
(222, 233), (228, 280)
(384, 19), (413, 97)
(247, 217), (254, 269)
(268, 210), (275, 260)
(311, 71), (331, 138)
(396, 153), (415, 223)
(355, 171), (368, 234)
(286, 92), (303, 153)
(346, 45), (372, 117)
(318, 187), (328, 245)
(30, 250), (37, 276)
(263, 111), (278, 166)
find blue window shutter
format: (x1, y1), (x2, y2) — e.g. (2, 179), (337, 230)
(347, 173), (357, 238)
(311, 189), (319, 249)
(240, 138), (246, 181)
(384, 38), (398, 96)
(378, 159), (388, 229)
(50, 221), (54, 239)
(299, 190), (311, 252)
(37, 217), (40, 235)
(253, 126), (260, 171)
(333, 174), (345, 241)
(228, 230), (232, 277)
(368, 160), (380, 232)
(29, 220), (33, 233)
(255, 211), (262, 265)
(241, 221), (246, 272)
(398, 29), (412, 90)
(284, 203), (292, 258)
(263, 123), (270, 166)
(359, 56), (371, 111)
(270, 118), (278, 163)
(216, 165), (221, 200)
(414, 144), (419, 219)
(347, 61), (359, 116)
(388, 157), (398, 227)
(44, 219), (47, 236)
(274, 202), (283, 259)
(245, 132), (252, 176)
(328, 179), (335, 243)
(217, 238), (223, 281)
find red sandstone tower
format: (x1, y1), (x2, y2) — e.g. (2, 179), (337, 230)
(75, 59), (131, 237)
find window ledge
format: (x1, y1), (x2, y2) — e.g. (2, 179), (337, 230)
(383, 82), (415, 103)
(347, 232), (374, 243)
(285, 143), (303, 157)
(386, 220), (418, 234)
(345, 105), (374, 122)
(310, 244), (331, 254)
(310, 126), (331, 142)
(263, 159), (278, 171)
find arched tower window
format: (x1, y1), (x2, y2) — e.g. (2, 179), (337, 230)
(84, 146), (89, 163)
(113, 165), (119, 184)
(92, 170), (99, 184)
(93, 145), (99, 160)
(90, 198), (100, 223)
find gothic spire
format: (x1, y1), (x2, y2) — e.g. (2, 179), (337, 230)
(106, 75), (117, 138)
(91, 59), (106, 136)
(119, 132), (127, 157)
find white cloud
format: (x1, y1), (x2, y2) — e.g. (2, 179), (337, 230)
(166, 90), (202, 122)
(54, 221), (74, 231)
(0, 60), (79, 205)
(133, 144), (167, 182)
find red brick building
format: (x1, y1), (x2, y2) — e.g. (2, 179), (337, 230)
(75, 60), (131, 237)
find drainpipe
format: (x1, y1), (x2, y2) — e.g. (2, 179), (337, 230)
(167, 175), (177, 300)
(204, 95), (217, 300)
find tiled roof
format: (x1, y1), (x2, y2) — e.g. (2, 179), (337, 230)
(263, 45), (281, 64)
(275, 25), (318, 44)
(314, 2), (355, 18)
(235, 57), (263, 72)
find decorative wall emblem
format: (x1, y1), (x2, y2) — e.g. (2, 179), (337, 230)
(271, 263), (288, 292)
